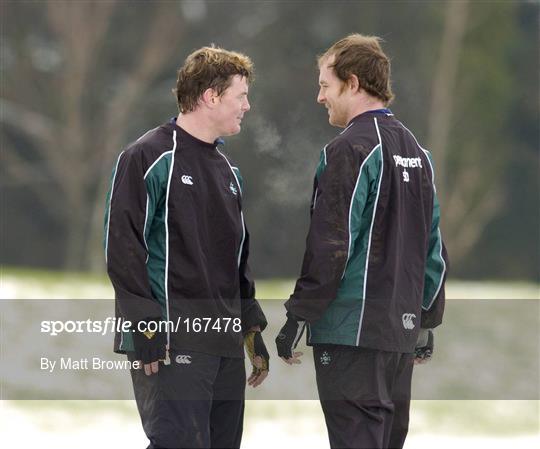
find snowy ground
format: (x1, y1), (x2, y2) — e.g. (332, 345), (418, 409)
(1, 269), (539, 447)
(1, 400), (539, 448)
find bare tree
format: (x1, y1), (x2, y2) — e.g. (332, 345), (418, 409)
(1, 1), (528, 277)
(2, 1), (184, 271)
(427, 0), (503, 263)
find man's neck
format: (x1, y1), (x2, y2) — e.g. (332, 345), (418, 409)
(346, 97), (386, 125)
(176, 113), (218, 144)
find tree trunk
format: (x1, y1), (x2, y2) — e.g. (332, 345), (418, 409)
(63, 203), (89, 271)
(427, 0), (470, 196)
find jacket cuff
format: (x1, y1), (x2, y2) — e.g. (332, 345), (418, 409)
(114, 286), (163, 323)
(241, 301), (267, 332)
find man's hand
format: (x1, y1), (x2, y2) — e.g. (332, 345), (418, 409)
(414, 328), (434, 365)
(275, 313), (306, 365)
(132, 318), (166, 376)
(244, 331), (269, 387)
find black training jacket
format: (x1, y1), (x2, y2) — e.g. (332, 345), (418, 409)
(286, 109), (448, 353)
(105, 119), (266, 358)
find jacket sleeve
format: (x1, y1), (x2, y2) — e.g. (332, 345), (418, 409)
(421, 188), (449, 328)
(239, 222), (267, 332)
(232, 166), (267, 332)
(285, 141), (368, 322)
(104, 149), (163, 323)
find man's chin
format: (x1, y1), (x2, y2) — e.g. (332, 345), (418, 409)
(221, 125), (241, 137)
(329, 115), (346, 128)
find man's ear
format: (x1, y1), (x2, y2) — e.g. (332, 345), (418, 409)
(201, 88), (218, 108)
(348, 74), (360, 92)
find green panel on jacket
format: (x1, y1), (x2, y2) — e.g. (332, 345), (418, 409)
(120, 152), (172, 352)
(309, 145), (382, 346)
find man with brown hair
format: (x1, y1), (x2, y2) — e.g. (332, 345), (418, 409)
(105, 45), (268, 448)
(276, 34), (448, 448)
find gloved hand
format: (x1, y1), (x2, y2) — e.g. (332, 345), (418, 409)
(132, 318), (167, 374)
(414, 328), (434, 364)
(244, 331), (269, 387)
(275, 312), (306, 363)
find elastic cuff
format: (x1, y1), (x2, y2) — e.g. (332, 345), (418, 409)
(286, 311), (303, 322)
(241, 310), (268, 333)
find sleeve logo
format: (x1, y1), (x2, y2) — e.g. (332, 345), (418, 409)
(402, 313), (416, 330)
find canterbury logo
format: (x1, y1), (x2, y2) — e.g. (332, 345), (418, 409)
(181, 175), (193, 185)
(402, 313), (416, 330)
(229, 181), (238, 195)
(175, 355), (192, 365)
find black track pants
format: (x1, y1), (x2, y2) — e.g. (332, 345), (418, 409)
(313, 344), (414, 449)
(128, 350), (245, 449)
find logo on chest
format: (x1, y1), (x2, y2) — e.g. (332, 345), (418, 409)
(229, 181), (238, 196)
(181, 175), (193, 185)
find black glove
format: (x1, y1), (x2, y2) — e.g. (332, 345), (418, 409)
(244, 331), (269, 372)
(415, 328), (434, 362)
(132, 318), (167, 364)
(275, 313), (306, 359)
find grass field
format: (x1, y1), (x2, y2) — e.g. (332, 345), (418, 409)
(1, 267), (539, 448)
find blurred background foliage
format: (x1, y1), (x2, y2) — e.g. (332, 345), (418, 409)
(1, 0), (538, 281)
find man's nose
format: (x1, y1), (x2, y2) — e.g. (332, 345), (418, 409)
(317, 91), (325, 104)
(243, 98), (251, 112)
